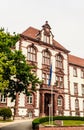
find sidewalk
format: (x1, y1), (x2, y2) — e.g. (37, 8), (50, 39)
(0, 119), (33, 128)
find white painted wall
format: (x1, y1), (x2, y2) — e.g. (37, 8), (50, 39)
(18, 108), (27, 116)
(18, 93), (25, 107)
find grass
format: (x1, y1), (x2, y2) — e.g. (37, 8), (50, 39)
(42, 120), (84, 126)
(0, 119), (13, 123)
(63, 120), (84, 126)
(42, 121), (56, 126)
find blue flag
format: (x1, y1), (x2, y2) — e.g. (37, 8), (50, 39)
(48, 64), (52, 86)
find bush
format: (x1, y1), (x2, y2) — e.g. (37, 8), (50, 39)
(0, 107), (12, 120)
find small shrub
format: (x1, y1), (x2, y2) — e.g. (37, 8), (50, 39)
(0, 107), (12, 120)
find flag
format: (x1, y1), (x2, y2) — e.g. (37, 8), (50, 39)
(48, 64), (52, 86)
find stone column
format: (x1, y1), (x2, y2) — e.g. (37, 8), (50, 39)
(40, 93), (45, 116)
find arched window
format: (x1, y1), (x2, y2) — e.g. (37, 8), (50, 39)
(57, 95), (63, 106)
(27, 46), (36, 62)
(42, 50), (51, 65)
(56, 54), (63, 69)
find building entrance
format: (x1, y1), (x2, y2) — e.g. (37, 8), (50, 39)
(44, 93), (54, 116)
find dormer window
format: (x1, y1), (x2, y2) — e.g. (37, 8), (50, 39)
(44, 35), (50, 43)
(41, 21), (54, 45)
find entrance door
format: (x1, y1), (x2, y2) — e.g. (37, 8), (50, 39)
(44, 93), (54, 116)
(44, 94), (51, 116)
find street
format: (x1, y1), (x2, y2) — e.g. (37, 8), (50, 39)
(0, 120), (32, 130)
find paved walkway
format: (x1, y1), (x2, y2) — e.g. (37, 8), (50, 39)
(0, 119), (33, 128)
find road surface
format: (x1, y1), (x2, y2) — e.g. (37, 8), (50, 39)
(0, 120), (32, 130)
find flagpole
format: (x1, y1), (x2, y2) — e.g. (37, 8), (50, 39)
(51, 82), (53, 125)
(48, 63), (53, 126)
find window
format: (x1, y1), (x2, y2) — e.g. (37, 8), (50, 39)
(42, 51), (50, 65)
(55, 75), (63, 88)
(43, 35), (50, 43)
(81, 69), (84, 78)
(83, 100), (84, 110)
(73, 67), (77, 77)
(57, 96), (63, 106)
(74, 83), (78, 94)
(81, 84), (84, 95)
(27, 94), (33, 104)
(27, 46), (36, 62)
(0, 94), (6, 103)
(75, 99), (79, 109)
(56, 55), (63, 69)
(42, 72), (49, 85)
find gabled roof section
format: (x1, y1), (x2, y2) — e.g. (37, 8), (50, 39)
(22, 26), (39, 39)
(21, 26), (69, 52)
(69, 54), (84, 67)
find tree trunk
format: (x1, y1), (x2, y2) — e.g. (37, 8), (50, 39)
(14, 92), (18, 119)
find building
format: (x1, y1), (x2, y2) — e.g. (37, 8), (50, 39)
(0, 21), (84, 118)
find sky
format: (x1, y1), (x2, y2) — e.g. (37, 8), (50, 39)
(0, 0), (84, 58)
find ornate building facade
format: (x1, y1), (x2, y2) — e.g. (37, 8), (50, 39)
(0, 21), (84, 118)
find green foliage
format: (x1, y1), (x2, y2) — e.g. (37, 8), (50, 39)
(0, 27), (41, 118)
(0, 27), (41, 101)
(0, 28), (19, 92)
(0, 107), (12, 120)
(32, 116), (84, 128)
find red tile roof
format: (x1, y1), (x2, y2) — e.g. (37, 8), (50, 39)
(22, 27), (39, 39)
(22, 26), (84, 67)
(69, 54), (84, 67)
(21, 26), (69, 52)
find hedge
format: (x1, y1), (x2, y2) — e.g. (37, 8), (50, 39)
(32, 116), (84, 129)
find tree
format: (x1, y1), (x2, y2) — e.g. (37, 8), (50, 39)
(0, 28), (41, 117)
(0, 28), (18, 92)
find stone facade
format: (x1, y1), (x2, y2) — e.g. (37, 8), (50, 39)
(0, 21), (84, 118)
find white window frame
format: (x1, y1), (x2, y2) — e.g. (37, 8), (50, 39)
(0, 94), (6, 103)
(27, 94), (33, 104)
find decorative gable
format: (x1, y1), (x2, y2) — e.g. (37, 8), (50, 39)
(40, 21), (54, 45)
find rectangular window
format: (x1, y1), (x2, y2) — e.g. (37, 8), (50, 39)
(73, 67), (77, 77)
(74, 83), (78, 94)
(75, 100), (79, 109)
(82, 84), (84, 95)
(0, 94), (6, 103)
(42, 73), (49, 85)
(81, 69), (84, 78)
(27, 95), (33, 104)
(83, 101), (84, 110)
(57, 99), (62, 106)
(55, 75), (63, 88)
(60, 77), (63, 88)
(43, 35), (50, 44)
(42, 73), (46, 84)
